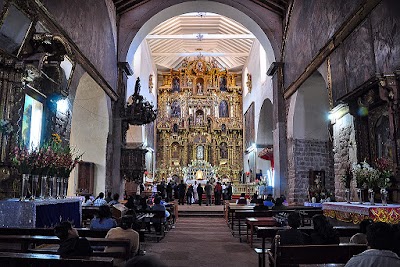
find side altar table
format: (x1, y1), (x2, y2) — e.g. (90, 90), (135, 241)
(322, 202), (400, 224)
(0, 198), (82, 228)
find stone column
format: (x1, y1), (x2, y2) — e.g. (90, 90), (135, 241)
(268, 62), (288, 199)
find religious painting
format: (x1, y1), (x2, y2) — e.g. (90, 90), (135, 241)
(171, 142), (180, 159)
(221, 124), (226, 133)
(375, 114), (391, 159)
(219, 100), (229, 117)
(145, 121), (155, 149)
(220, 142), (228, 159)
(195, 110), (204, 125)
(219, 76), (227, 91)
(244, 103), (255, 150)
(172, 77), (180, 92)
(170, 100), (181, 118)
(173, 123), (178, 133)
(22, 94), (43, 151)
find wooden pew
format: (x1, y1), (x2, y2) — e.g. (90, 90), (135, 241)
(0, 251), (113, 267)
(0, 235), (131, 260)
(268, 236), (367, 267)
(0, 227), (109, 238)
(255, 225), (361, 267)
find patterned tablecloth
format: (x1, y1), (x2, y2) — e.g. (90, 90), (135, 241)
(0, 198), (82, 228)
(322, 202), (400, 224)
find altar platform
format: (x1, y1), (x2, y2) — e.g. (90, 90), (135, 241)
(322, 202), (400, 224)
(0, 198), (82, 228)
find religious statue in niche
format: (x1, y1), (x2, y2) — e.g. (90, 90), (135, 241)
(173, 123), (178, 133)
(170, 100), (181, 118)
(197, 83), (203, 94)
(219, 100), (229, 117)
(220, 142), (228, 159)
(188, 78), (192, 87)
(197, 145), (204, 160)
(375, 115), (392, 159)
(221, 123), (226, 133)
(196, 60), (204, 72)
(172, 143), (179, 159)
(246, 73), (252, 93)
(220, 76), (227, 91)
(172, 77), (180, 92)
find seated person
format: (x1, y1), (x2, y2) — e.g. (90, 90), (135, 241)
(345, 222), (400, 267)
(151, 196), (169, 232)
(108, 193), (120, 206)
(82, 195), (93, 206)
(311, 214), (339, 244)
(93, 192), (108, 206)
(350, 219), (373, 244)
(54, 221), (93, 257)
(263, 194), (275, 207)
(236, 193), (248, 204)
(272, 197), (286, 210)
(271, 212), (310, 253)
(105, 216), (139, 267)
(90, 205), (117, 231)
(250, 193), (258, 203)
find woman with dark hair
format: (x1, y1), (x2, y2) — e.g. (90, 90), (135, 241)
(90, 205), (117, 230)
(311, 214), (339, 244)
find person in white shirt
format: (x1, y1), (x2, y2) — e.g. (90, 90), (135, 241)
(93, 192), (107, 206)
(82, 195), (93, 206)
(193, 181), (198, 203)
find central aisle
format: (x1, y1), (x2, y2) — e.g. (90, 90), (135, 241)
(145, 217), (259, 267)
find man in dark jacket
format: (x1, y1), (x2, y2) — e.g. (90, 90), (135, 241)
(54, 221), (93, 257)
(178, 180), (186, 205)
(197, 183), (204, 206)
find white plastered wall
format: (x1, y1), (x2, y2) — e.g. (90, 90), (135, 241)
(242, 40), (273, 180)
(69, 72), (110, 195)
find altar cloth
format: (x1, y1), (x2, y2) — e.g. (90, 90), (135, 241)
(0, 198), (82, 228)
(322, 202), (400, 224)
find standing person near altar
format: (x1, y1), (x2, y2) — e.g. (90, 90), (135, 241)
(214, 182), (222, 205)
(193, 181), (199, 203)
(227, 182), (233, 200)
(197, 183), (204, 206)
(178, 180), (186, 205)
(94, 192), (107, 206)
(186, 184), (194, 205)
(205, 181), (213, 206)
(166, 181), (173, 202)
(54, 221), (93, 257)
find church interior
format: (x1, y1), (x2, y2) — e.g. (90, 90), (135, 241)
(0, 0), (399, 266)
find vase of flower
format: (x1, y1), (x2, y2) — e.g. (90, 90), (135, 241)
(345, 188), (351, 203)
(48, 176), (56, 198)
(380, 188), (388, 206)
(62, 177), (69, 198)
(368, 188), (375, 205)
(29, 175), (39, 200)
(19, 174), (30, 201)
(357, 188), (363, 204)
(56, 177), (63, 199)
(39, 175), (48, 199)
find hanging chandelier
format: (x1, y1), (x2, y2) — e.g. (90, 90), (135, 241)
(124, 77), (157, 125)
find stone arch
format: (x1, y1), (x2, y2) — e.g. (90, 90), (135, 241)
(69, 72), (110, 196)
(122, 1), (277, 70)
(286, 71), (332, 204)
(256, 98), (274, 186)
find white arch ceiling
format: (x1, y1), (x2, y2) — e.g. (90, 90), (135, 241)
(126, 1), (275, 70)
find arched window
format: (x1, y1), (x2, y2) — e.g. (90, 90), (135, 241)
(170, 100), (181, 118)
(219, 100), (229, 117)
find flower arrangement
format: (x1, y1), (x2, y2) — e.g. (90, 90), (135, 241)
(375, 157), (394, 189)
(12, 133), (82, 176)
(351, 161), (379, 188)
(0, 119), (13, 135)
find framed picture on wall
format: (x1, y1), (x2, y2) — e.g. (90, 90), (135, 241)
(244, 103), (255, 151)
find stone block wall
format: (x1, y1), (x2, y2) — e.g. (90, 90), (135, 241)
(287, 138), (334, 204)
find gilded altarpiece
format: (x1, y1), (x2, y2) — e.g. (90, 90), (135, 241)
(156, 59), (243, 184)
